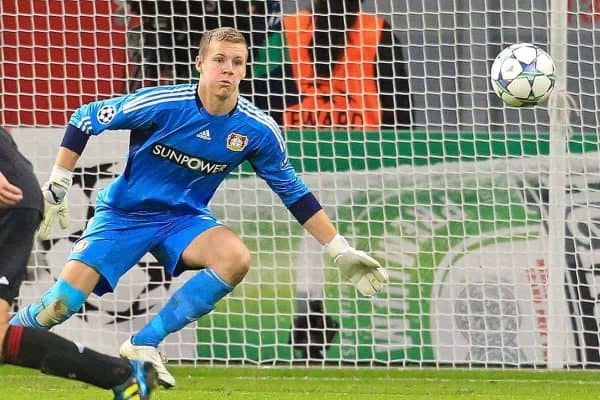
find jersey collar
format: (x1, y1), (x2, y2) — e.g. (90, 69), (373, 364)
(195, 85), (238, 117)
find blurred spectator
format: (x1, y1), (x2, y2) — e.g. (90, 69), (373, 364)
(123, 1), (280, 92)
(250, 0), (411, 130)
(122, 1), (204, 90)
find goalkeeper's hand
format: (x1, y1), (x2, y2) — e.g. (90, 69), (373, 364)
(324, 235), (388, 297)
(37, 165), (73, 241)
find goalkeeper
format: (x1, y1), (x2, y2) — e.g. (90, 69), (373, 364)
(10, 27), (388, 388)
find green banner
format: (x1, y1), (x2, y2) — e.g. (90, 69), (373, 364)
(245, 131), (599, 173)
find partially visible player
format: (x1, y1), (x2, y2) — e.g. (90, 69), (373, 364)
(0, 127), (156, 400)
(11, 27), (388, 388)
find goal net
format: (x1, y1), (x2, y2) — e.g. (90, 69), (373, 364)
(2, 0), (599, 368)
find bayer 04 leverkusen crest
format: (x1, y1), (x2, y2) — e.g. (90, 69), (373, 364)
(226, 133), (248, 151)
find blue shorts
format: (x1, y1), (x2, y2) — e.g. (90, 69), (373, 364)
(68, 205), (222, 296)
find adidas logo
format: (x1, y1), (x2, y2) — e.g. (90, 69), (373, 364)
(195, 129), (211, 140)
(0, 276), (9, 286)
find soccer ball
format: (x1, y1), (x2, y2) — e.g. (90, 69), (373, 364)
(490, 43), (556, 107)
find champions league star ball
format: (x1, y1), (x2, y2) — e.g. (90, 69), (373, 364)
(490, 43), (556, 107)
(97, 105), (116, 124)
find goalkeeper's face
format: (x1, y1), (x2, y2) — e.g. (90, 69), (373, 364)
(195, 41), (248, 101)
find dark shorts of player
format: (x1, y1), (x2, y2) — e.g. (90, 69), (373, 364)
(0, 208), (42, 304)
(68, 204), (222, 296)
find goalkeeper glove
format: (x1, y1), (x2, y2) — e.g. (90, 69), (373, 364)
(37, 165), (73, 241)
(324, 234), (388, 297)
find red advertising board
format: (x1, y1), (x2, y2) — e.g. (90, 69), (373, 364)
(1, 0), (129, 126)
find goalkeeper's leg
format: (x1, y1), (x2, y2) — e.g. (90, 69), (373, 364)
(9, 260), (99, 328)
(2, 208), (95, 331)
(12, 204), (156, 329)
(122, 225), (248, 388)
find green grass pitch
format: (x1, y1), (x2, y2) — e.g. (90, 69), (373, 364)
(1, 365), (600, 399)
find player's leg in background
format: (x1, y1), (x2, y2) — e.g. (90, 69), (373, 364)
(0, 207), (156, 398)
(1, 306), (156, 399)
(122, 220), (248, 387)
(289, 239), (339, 360)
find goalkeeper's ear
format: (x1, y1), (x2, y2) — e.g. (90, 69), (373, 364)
(195, 55), (203, 75)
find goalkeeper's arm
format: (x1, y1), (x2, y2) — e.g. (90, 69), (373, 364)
(291, 195), (388, 297)
(38, 126), (87, 240)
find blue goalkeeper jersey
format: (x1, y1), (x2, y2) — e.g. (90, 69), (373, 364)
(68, 84), (309, 214)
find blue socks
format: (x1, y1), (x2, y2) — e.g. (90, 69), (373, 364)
(132, 268), (232, 347)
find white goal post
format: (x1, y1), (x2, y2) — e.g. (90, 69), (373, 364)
(3, 0), (600, 369)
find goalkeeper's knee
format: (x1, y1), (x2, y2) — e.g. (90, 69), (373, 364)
(9, 278), (87, 328)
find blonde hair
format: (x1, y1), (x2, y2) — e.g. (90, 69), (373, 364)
(198, 27), (247, 56)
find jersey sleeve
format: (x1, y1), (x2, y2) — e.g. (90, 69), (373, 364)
(68, 88), (156, 135)
(248, 126), (310, 207)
